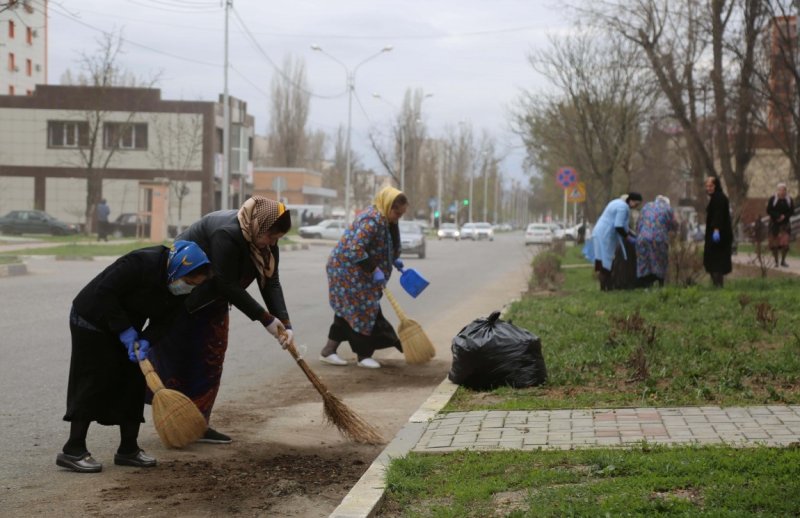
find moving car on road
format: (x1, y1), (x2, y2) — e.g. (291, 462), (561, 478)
(297, 218), (346, 240)
(525, 223), (554, 245)
(460, 222), (494, 241)
(399, 220), (426, 258)
(437, 222), (460, 240)
(0, 210), (78, 236)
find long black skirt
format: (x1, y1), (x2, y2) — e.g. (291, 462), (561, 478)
(63, 323), (145, 425)
(328, 308), (402, 358)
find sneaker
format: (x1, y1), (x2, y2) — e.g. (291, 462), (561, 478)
(197, 428), (232, 444)
(357, 357), (381, 369)
(319, 353), (348, 366)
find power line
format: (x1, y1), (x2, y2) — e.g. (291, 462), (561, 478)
(122, 0), (220, 14)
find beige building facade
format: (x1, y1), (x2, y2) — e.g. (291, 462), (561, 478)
(1, 0), (47, 96)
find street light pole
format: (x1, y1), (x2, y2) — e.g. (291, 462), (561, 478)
(312, 44), (393, 223)
(221, 0), (232, 210)
(482, 151), (489, 222)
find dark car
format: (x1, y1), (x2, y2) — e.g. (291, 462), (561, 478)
(399, 220), (426, 258)
(111, 213), (179, 239)
(0, 210), (78, 235)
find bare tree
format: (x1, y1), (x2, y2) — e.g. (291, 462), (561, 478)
(583, 0), (768, 216)
(149, 111), (204, 229)
(60, 30), (158, 233)
(512, 31), (654, 219)
(268, 55), (310, 167)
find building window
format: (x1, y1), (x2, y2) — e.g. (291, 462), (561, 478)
(26, 59), (31, 76)
(8, 53), (16, 72)
(103, 122), (148, 150)
(48, 121), (90, 148)
(26, 27), (32, 45)
(26, 89), (32, 96)
(8, 20), (14, 39)
(8, 86), (14, 95)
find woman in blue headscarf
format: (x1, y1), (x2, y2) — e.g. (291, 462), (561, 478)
(57, 241), (211, 474)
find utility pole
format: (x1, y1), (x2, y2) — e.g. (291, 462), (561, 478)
(221, 0), (231, 210)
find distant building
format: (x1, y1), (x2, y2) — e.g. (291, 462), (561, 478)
(0, 0), (48, 96)
(252, 166), (336, 206)
(0, 85), (254, 228)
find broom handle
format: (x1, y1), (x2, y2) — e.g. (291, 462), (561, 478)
(279, 331), (331, 395)
(134, 341), (165, 393)
(383, 287), (408, 321)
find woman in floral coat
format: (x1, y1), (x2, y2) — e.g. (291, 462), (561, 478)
(635, 195), (678, 287)
(320, 187), (408, 369)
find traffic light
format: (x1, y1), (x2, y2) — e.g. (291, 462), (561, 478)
(434, 210), (440, 218)
(462, 198), (469, 206)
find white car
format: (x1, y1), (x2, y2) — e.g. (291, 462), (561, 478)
(437, 222), (460, 240)
(548, 222), (566, 240)
(525, 223), (554, 245)
(461, 222), (494, 241)
(297, 219), (346, 240)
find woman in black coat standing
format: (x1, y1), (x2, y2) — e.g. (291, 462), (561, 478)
(148, 196), (293, 444)
(703, 176), (733, 287)
(58, 241), (211, 473)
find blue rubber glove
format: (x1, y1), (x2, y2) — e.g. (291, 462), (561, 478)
(712, 229), (720, 243)
(118, 327), (140, 363)
(372, 268), (386, 286)
(393, 259), (404, 270)
(134, 338), (151, 362)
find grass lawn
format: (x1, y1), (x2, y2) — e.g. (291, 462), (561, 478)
(447, 246), (800, 411)
(380, 244), (800, 517)
(381, 446), (800, 517)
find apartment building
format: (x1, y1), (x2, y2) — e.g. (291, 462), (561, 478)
(1, 0), (47, 96)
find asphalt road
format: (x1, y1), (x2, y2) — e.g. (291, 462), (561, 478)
(0, 231), (536, 510)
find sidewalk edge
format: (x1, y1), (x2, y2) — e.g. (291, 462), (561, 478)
(328, 377), (459, 518)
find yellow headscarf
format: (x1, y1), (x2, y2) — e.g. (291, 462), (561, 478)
(237, 196), (286, 287)
(373, 186), (404, 218)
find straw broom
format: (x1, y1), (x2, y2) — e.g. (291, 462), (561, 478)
(136, 344), (207, 448)
(383, 287), (436, 364)
(279, 331), (384, 445)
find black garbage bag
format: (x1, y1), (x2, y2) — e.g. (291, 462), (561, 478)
(448, 311), (547, 391)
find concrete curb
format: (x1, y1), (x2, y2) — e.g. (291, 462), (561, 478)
(0, 262), (28, 277)
(329, 378), (459, 518)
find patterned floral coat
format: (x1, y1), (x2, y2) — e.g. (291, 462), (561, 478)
(326, 206), (398, 334)
(635, 201), (677, 279)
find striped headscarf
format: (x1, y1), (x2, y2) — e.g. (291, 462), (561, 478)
(237, 196), (286, 287)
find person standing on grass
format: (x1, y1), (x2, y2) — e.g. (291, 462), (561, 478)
(766, 182), (794, 268)
(635, 195), (678, 288)
(320, 186), (407, 369)
(591, 192), (642, 291)
(96, 199), (110, 242)
(703, 176), (733, 287)
(57, 241), (211, 473)
(147, 196), (293, 445)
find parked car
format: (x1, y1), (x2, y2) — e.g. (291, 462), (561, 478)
(460, 222), (494, 241)
(525, 223), (554, 245)
(0, 210), (78, 235)
(437, 222), (460, 240)
(297, 218), (346, 240)
(110, 213), (179, 238)
(399, 220), (426, 258)
(564, 223), (591, 241)
(548, 222), (566, 240)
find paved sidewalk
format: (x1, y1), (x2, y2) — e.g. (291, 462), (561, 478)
(414, 405), (800, 453)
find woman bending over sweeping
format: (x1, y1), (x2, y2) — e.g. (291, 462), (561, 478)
(148, 196), (293, 444)
(320, 186), (408, 369)
(57, 241), (211, 473)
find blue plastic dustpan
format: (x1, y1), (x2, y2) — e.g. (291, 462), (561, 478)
(398, 267), (430, 298)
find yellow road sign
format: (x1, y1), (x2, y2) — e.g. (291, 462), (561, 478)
(568, 182), (586, 203)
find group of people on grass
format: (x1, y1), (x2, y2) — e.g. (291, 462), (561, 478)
(57, 186), (409, 473)
(588, 177), (794, 291)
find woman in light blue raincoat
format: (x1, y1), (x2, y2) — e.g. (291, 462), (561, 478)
(592, 192), (642, 290)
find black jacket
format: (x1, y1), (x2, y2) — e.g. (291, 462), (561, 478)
(179, 210), (290, 323)
(72, 245), (183, 339)
(767, 195), (794, 235)
(703, 190), (733, 274)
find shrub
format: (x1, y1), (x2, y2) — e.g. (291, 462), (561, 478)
(531, 251), (563, 291)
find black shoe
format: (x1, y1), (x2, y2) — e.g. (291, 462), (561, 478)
(114, 449), (157, 468)
(197, 427), (232, 444)
(782, 261), (789, 267)
(56, 452), (102, 473)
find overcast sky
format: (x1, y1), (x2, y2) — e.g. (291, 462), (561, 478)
(43, 0), (572, 184)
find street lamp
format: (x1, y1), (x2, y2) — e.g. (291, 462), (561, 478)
(481, 150), (490, 222)
(372, 92), (433, 193)
(311, 44), (393, 223)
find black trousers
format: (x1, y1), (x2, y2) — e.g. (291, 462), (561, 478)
(328, 309), (402, 358)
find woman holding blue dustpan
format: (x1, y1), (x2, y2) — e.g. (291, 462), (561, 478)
(321, 186), (408, 369)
